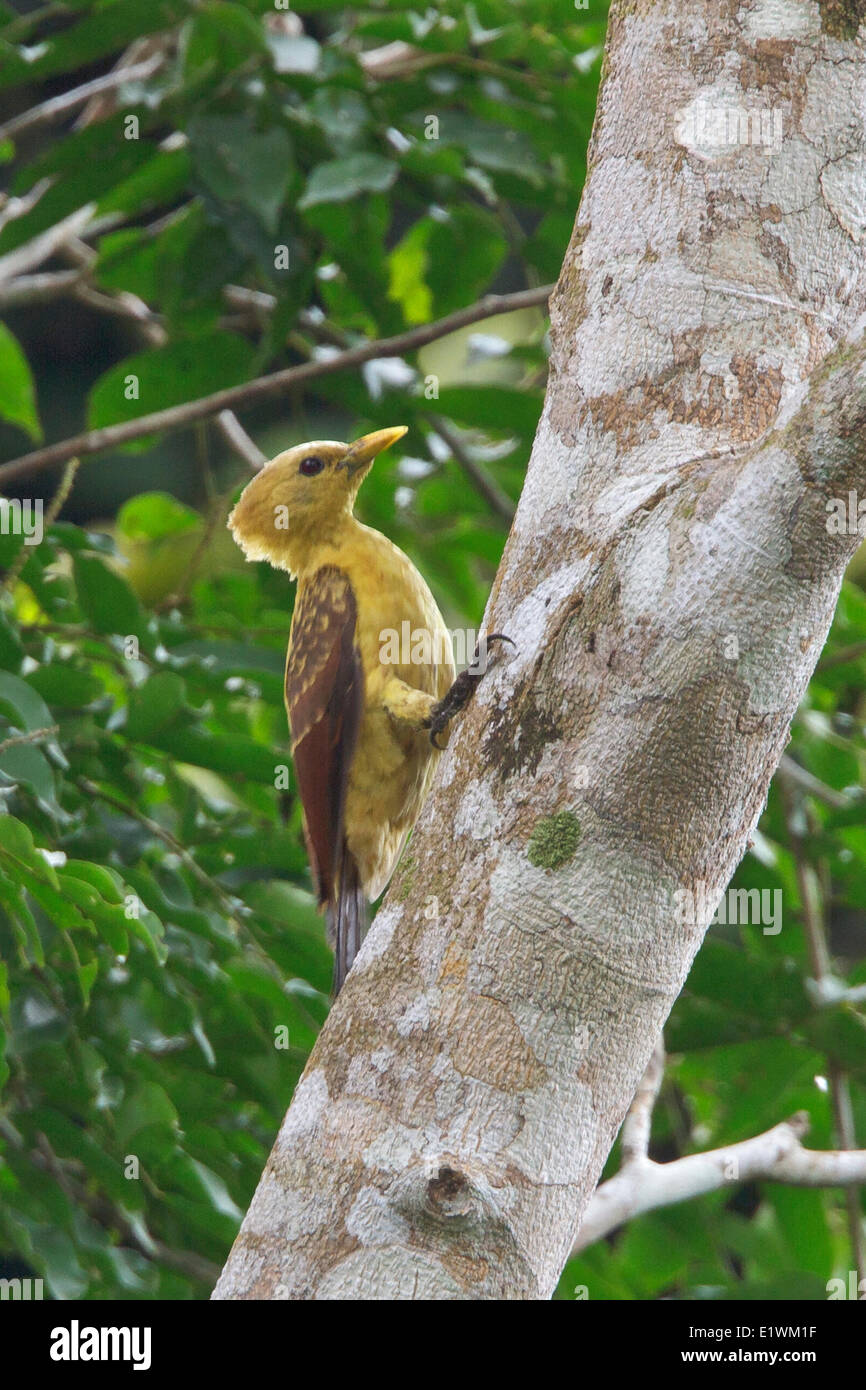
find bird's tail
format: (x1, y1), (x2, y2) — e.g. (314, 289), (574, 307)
(327, 843), (367, 996)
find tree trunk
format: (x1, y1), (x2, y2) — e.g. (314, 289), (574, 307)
(214, 0), (866, 1300)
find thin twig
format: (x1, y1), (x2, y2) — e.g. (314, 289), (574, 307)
(0, 179), (51, 236)
(1, 457), (80, 596)
(0, 269), (84, 310)
(216, 412), (266, 471)
(72, 283), (166, 344)
(817, 639), (866, 672)
(0, 205), (96, 284)
(0, 285), (554, 486)
(75, 37), (173, 130)
(0, 725), (59, 755)
(0, 3), (63, 43)
(429, 415), (516, 524)
(776, 754), (853, 811)
(0, 56), (165, 143)
(74, 775), (241, 921)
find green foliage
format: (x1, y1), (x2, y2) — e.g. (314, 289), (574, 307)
(0, 519), (330, 1297)
(0, 325), (41, 443)
(0, 0), (863, 1306)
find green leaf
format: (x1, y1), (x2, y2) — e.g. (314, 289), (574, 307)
(72, 554), (145, 638)
(126, 672), (187, 739)
(30, 1228), (88, 1301)
(0, 323), (41, 440)
(115, 1081), (179, 1147)
(97, 148), (192, 220)
(437, 111), (544, 183)
(188, 114), (292, 235)
(127, 906), (167, 965)
(300, 153), (398, 208)
(116, 492), (201, 544)
(0, 744), (57, 811)
(0, 815), (57, 883)
(25, 666), (104, 708)
(22, 874), (89, 934)
(433, 385), (542, 436)
(87, 334), (255, 432)
(95, 227), (161, 303)
(0, 670), (55, 734)
(150, 726), (280, 784)
(56, 868), (129, 955)
(388, 222), (433, 325)
(0, 873), (45, 966)
(182, 1), (270, 78)
(390, 207), (508, 320)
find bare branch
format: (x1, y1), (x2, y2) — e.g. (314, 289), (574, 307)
(0, 269), (84, 310)
(0, 179), (51, 236)
(817, 638), (866, 672)
(0, 56), (164, 143)
(776, 754), (854, 810)
(619, 1037), (665, 1164)
(72, 282), (166, 346)
(215, 412), (266, 471)
(0, 205), (96, 284)
(70, 276), (261, 472)
(359, 41), (445, 80)
(0, 285), (553, 486)
(572, 1114), (866, 1255)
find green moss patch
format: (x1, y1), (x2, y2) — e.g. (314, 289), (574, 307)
(527, 811), (581, 869)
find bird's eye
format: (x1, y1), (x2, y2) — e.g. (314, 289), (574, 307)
(299, 456), (324, 477)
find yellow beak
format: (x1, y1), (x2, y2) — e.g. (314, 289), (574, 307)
(339, 426), (408, 476)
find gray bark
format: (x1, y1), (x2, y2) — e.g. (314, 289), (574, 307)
(214, 0), (866, 1300)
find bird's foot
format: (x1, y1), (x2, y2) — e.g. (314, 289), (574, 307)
(424, 633), (514, 749)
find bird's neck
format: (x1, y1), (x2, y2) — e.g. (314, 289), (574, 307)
(285, 507), (361, 579)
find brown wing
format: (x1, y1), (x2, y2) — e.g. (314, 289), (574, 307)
(285, 566), (363, 909)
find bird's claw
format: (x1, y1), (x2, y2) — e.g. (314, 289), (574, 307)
(423, 632), (514, 747)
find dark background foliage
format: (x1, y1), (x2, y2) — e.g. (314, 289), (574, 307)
(0, 0), (864, 1301)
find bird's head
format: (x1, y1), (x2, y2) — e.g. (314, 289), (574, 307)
(227, 426), (407, 572)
